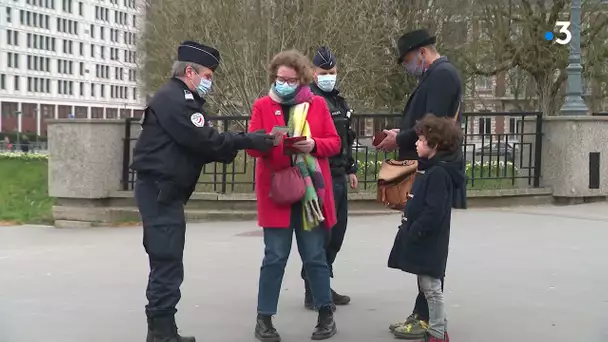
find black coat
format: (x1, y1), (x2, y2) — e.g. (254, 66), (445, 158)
(130, 78), (249, 202)
(396, 57), (463, 160)
(387, 150), (465, 279)
(395, 56), (467, 209)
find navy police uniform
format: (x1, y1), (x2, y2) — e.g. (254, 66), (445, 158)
(301, 47), (357, 307)
(131, 41), (273, 342)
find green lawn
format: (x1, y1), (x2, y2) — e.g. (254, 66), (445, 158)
(0, 158), (54, 224)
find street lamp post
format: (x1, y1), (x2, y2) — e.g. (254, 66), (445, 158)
(560, 0), (589, 115)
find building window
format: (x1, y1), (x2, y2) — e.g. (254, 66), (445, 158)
(509, 118), (522, 138)
(91, 83), (96, 97)
(80, 82), (84, 96)
(6, 7), (12, 23)
(14, 76), (20, 91)
(79, 1), (83, 15)
(478, 117), (492, 136)
(90, 24), (95, 38)
(26, 77), (51, 93)
(7, 30), (19, 46)
(7, 53), (20, 69)
(100, 84), (105, 98)
(90, 44), (95, 57)
(80, 62), (84, 75)
(100, 27), (105, 40)
(0, 74), (5, 90)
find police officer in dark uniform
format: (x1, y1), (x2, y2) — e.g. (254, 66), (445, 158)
(130, 40), (274, 342)
(301, 46), (358, 310)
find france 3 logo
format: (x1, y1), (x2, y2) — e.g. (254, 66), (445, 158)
(544, 21), (572, 45)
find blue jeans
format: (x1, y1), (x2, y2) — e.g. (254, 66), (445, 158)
(257, 204), (332, 315)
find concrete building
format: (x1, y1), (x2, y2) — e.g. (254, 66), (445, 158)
(0, 0), (145, 136)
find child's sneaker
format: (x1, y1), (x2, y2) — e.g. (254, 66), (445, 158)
(392, 319), (429, 339)
(425, 332), (449, 342)
(388, 313), (423, 332)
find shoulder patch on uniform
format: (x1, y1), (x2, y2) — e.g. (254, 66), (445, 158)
(184, 90), (194, 100)
(190, 112), (205, 127)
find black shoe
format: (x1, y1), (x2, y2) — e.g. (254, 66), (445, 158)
(255, 314), (281, 342)
(311, 305), (337, 340)
(147, 316), (195, 342)
(331, 289), (351, 306)
(304, 290), (315, 310)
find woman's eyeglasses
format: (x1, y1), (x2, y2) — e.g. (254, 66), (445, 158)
(275, 76), (299, 86)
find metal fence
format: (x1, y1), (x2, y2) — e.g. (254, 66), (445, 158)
(121, 112), (543, 193)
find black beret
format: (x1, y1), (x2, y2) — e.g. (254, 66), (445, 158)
(313, 46), (337, 70)
(177, 40), (221, 71)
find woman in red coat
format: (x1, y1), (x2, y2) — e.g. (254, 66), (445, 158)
(247, 49), (341, 341)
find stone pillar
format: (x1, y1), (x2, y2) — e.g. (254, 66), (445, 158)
(541, 116), (608, 202)
(47, 119), (128, 227)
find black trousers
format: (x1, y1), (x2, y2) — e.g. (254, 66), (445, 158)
(413, 277), (445, 321)
(301, 175), (348, 283)
(134, 176), (186, 318)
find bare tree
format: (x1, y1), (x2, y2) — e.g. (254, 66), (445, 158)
(140, 0), (474, 115)
(461, 0), (608, 116)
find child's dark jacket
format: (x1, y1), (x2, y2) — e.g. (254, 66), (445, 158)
(388, 150), (465, 279)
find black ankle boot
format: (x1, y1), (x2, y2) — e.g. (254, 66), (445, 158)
(255, 314), (281, 342)
(331, 289), (351, 306)
(147, 316), (195, 342)
(311, 305), (337, 340)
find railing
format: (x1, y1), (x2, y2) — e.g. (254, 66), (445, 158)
(121, 112), (543, 193)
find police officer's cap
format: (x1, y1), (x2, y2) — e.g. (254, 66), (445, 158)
(177, 40), (221, 71)
(313, 46), (337, 70)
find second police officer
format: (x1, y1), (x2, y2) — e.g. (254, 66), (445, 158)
(130, 40), (275, 342)
(301, 46), (358, 310)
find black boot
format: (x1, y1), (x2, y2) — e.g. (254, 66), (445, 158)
(331, 289), (351, 306)
(311, 305), (337, 340)
(304, 280), (315, 310)
(255, 314), (281, 342)
(147, 316), (195, 342)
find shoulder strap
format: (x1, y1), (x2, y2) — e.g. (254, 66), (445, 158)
(452, 100), (461, 122)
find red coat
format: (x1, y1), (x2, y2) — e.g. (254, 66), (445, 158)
(247, 95), (341, 229)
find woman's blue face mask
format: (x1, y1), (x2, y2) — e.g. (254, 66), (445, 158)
(274, 80), (298, 97)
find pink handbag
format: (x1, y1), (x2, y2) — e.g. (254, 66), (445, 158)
(262, 158), (305, 206)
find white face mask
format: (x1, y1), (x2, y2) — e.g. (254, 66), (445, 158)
(316, 74), (337, 92)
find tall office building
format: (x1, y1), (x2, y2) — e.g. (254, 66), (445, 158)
(0, 0), (145, 136)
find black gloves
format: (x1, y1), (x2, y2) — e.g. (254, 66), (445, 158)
(241, 130), (274, 152)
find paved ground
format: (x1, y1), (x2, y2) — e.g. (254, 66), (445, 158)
(1, 202), (608, 342)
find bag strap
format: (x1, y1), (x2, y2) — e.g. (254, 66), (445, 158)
(452, 100), (461, 122)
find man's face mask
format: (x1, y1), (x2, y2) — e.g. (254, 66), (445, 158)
(316, 74), (337, 92)
(191, 69), (212, 96)
(404, 51), (425, 77)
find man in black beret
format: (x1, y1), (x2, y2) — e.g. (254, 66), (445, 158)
(376, 28), (464, 342)
(300, 46), (358, 311)
(131, 40), (274, 342)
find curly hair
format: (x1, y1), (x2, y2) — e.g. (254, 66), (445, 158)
(414, 114), (463, 152)
(268, 49), (314, 85)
